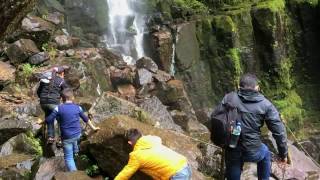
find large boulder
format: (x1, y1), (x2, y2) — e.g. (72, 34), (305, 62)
(21, 15), (55, 33)
(89, 92), (180, 132)
(28, 52), (50, 65)
(83, 115), (207, 179)
(54, 35), (74, 50)
(136, 56), (158, 73)
(135, 68), (153, 86)
(5, 39), (40, 64)
(0, 119), (32, 145)
(155, 80), (210, 139)
(0, 153), (35, 179)
(0, 61), (16, 88)
(138, 96), (182, 132)
(151, 30), (173, 72)
(0, 0), (37, 39)
(34, 157), (66, 180)
(0, 133), (42, 156)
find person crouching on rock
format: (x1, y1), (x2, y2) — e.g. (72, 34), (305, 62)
(45, 88), (100, 171)
(115, 128), (192, 180)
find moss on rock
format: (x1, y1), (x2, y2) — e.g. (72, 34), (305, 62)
(254, 0), (285, 12)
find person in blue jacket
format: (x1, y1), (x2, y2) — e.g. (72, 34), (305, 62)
(45, 88), (100, 171)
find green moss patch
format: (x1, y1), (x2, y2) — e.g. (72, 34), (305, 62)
(173, 0), (209, 14)
(254, 0), (285, 12)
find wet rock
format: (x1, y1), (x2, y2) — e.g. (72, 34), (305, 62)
(0, 119), (32, 145)
(151, 30), (173, 72)
(0, 61), (16, 88)
(28, 52), (50, 65)
(45, 12), (64, 25)
(22, 15), (55, 33)
(0, 0), (37, 39)
(153, 70), (172, 82)
(54, 35), (73, 50)
(170, 110), (210, 141)
(156, 80), (201, 134)
(83, 115), (207, 179)
(197, 142), (222, 178)
(66, 49), (75, 57)
(138, 96), (182, 132)
(37, 0), (65, 14)
(34, 157), (65, 180)
(110, 67), (134, 86)
(53, 171), (103, 180)
(295, 139), (320, 164)
(0, 153), (35, 179)
(136, 57), (158, 73)
(5, 39), (40, 64)
(135, 68), (153, 86)
(117, 84), (136, 97)
(271, 144), (320, 179)
(0, 133), (42, 156)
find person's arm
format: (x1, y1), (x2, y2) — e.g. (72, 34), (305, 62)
(115, 154), (140, 180)
(45, 107), (59, 124)
(265, 103), (288, 159)
(79, 106), (99, 131)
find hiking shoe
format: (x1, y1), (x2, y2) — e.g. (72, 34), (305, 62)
(56, 138), (62, 148)
(47, 137), (55, 145)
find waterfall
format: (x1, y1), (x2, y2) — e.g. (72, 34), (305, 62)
(105, 0), (146, 64)
(170, 43), (176, 76)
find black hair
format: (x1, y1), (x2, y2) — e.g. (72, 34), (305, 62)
(125, 128), (142, 145)
(239, 73), (258, 90)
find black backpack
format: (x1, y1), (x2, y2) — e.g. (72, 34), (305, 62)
(210, 92), (242, 148)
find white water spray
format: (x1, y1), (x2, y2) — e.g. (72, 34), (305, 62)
(105, 0), (146, 63)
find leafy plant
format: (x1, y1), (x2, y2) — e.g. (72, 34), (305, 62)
(20, 63), (35, 86)
(86, 164), (100, 177)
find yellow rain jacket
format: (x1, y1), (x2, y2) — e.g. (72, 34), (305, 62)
(114, 135), (188, 180)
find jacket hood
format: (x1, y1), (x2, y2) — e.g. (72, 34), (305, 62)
(134, 135), (162, 151)
(238, 88), (265, 103)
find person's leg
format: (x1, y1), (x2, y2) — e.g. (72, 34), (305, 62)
(72, 135), (81, 156)
(225, 147), (242, 180)
(243, 144), (271, 180)
(257, 144), (271, 180)
(63, 138), (77, 171)
(42, 104), (58, 140)
(170, 165), (191, 180)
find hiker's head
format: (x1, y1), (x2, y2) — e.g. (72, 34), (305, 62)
(125, 128), (142, 147)
(239, 73), (259, 91)
(52, 66), (67, 78)
(62, 88), (74, 102)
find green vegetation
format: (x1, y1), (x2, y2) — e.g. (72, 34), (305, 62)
(213, 15), (236, 32)
(86, 164), (100, 177)
(19, 63), (35, 87)
(173, 0), (209, 14)
(25, 131), (43, 156)
(227, 48), (242, 85)
(255, 0), (285, 12)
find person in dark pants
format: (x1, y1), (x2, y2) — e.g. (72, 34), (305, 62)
(37, 66), (68, 145)
(216, 73), (288, 180)
(45, 89), (99, 171)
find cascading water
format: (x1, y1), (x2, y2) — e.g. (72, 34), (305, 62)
(105, 0), (146, 64)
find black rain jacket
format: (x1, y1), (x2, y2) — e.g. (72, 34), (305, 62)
(37, 76), (67, 105)
(221, 89), (288, 158)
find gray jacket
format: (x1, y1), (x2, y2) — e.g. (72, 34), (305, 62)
(222, 89), (288, 158)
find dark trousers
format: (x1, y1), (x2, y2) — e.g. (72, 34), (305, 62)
(225, 143), (271, 180)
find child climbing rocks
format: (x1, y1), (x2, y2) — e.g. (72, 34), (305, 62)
(45, 88), (100, 171)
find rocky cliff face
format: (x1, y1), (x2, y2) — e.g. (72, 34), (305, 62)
(0, 0), (37, 40)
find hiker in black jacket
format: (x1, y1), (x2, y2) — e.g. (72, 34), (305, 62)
(37, 66), (68, 145)
(221, 73), (288, 180)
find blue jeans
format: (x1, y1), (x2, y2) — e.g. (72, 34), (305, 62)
(225, 143), (271, 180)
(41, 104), (58, 138)
(170, 164), (192, 180)
(63, 135), (80, 171)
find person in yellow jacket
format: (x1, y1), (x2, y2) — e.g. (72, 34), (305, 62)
(115, 128), (192, 180)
